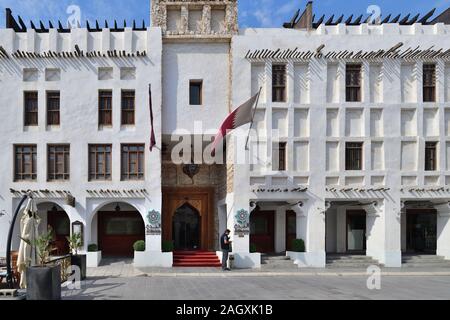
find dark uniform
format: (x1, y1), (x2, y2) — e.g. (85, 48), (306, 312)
(220, 232), (231, 270)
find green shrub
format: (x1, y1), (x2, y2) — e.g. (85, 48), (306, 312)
(292, 239), (305, 252)
(133, 240), (146, 252)
(87, 244), (98, 252)
(250, 243), (257, 253)
(162, 241), (174, 252)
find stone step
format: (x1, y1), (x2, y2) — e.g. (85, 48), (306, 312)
(402, 263), (450, 268)
(262, 256), (291, 261)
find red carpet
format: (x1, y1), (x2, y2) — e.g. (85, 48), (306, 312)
(173, 251), (222, 267)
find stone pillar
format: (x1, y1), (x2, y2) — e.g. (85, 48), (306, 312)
(274, 207), (286, 253)
(288, 201), (325, 268)
(180, 5), (189, 35)
(435, 202), (450, 260)
(200, 5), (211, 34)
(225, 3), (238, 34)
(150, 0), (167, 33)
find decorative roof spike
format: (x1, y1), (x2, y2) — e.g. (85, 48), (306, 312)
(123, 19), (126, 28)
(353, 15), (363, 24)
(325, 14), (335, 25)
(390, 14), (401, 23)
(345, 14), (353, 24)
(335, 15), (344, 24)
(39, 20), (47, 31)
(86, 20), (92, 31)
(381, 14), (391, 24)
(48, 21), (54, 29)
(399, 14), (411, 24)
(313, 14), (325, 27)
(105, 20), (109, 28)
(142, 20), (146, 29)
(30, 21), (37, 30)
(114, 20), (118, 29)
(408, 13), (420, 24)
(418, 8), (436, 24)
(95, 20), (100, 30)
(18, 16), (27, 31)
(133, 20), (136, 29)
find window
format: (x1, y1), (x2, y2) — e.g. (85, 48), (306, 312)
(121, 90), (135, 125)
(24, 91), (38, 126)
(273, 142), (287, 171)
(47, 91), (60, 126)
(121, 144), (144, 180)
(345, 142), (363, 170)
(346, 64), (362, 102)
(272, 65), (287, 102)
(14, 145), (37, 181)
(48, 145), (70, 181)
(423, 64), (436, 102)
(189, 80), (203, 105)
(89, 145), (112, 181)
(425, 142), (437, 171)
(99, 90), (112, 126)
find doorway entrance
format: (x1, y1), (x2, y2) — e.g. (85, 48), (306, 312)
(47, 210), (70, 255)
(250, 210), (275, 253)
(346, 210), (366, 253)
(173, 204), (201, 250)
(285, 211), (296, 251)
(406, 209), (437, 254)
(98, 211), (145, 257)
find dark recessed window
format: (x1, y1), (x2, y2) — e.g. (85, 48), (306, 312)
(345, 142), (363, 170)
(89, 144), (112, 181)
(273, 142), (287, 171)
(272, 65), (287, 102)
(47, 91), (60, 126)
(14, 145), (37, 181)
(346, 64), (362, 102)
(189, 80), (203, 105)
(121, 90), (135, 125)
(48, 145), (70, 181)
(425, 142), (437, 171)
(423, 64), (436, 102)
(24, 91), (38, 126)
(121, 144), (145, 180)
(99, 90), (112, 126)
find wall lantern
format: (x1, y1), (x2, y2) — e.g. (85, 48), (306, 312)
(72, 220), (84, 245)
(66, 194), (76, 208)
(115, 203), (121, 212)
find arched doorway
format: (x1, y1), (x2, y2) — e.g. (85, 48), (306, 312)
(173, 204), (201, 251)
(96, 202), (145, 257)
(44, 204), (71, 256)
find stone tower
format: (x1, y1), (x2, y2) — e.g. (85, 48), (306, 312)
(151, 0), (238, 38)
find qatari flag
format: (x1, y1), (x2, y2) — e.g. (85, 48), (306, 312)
(211, 91), (260, 155)
(149, 85), (156, 152)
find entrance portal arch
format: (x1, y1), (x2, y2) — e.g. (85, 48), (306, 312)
(173, 203), (201, 250)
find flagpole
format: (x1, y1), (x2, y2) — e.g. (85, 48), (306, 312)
(245, 87), (262, 151)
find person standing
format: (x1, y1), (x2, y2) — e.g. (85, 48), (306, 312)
(220, 229), (232, 271)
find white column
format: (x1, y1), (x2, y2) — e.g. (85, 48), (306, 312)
(435, 202), (450, 260)
(275, 208), (286, 253)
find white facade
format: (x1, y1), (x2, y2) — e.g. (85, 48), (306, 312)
(1, 0), (450, 269)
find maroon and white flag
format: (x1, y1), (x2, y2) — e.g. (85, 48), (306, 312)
(149, 85), (156, 152)
(211, 91), (260, 155)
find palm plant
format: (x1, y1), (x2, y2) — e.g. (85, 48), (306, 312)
(20, 228), (54, 267)
(66, 232), (82, 256)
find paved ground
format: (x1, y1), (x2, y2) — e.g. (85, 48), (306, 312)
(61, 259), (450, 300)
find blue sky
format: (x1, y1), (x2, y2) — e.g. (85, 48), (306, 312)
(0, 0), (449, 29)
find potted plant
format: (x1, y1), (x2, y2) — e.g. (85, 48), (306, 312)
(67, 232), (86, 280)
(22, 229), (62, 300)
(286, 239), (309, 267)
(250, 243), (257, 253)
(87, 244), (102, 268)
(162, 240), (174, 253)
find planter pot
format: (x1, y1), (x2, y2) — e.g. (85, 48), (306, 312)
(87, 251), (102, 268)
(26, 265), (61, 300)
(71, 254), (87, 280)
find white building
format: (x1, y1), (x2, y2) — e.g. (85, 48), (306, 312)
(1, 0), (450, 269)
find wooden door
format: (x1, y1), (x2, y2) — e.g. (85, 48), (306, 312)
(98, 212), (145, 257)
(250, 210), (275, 253)
(47, 211), (70, 255)
(162, 187), (215, 251)
(286, 210), (296, 251)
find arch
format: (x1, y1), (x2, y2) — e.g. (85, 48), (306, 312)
(11, 200), (71, 256)
(90, 201), (145, 257)
(172, 203), (201, 250)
